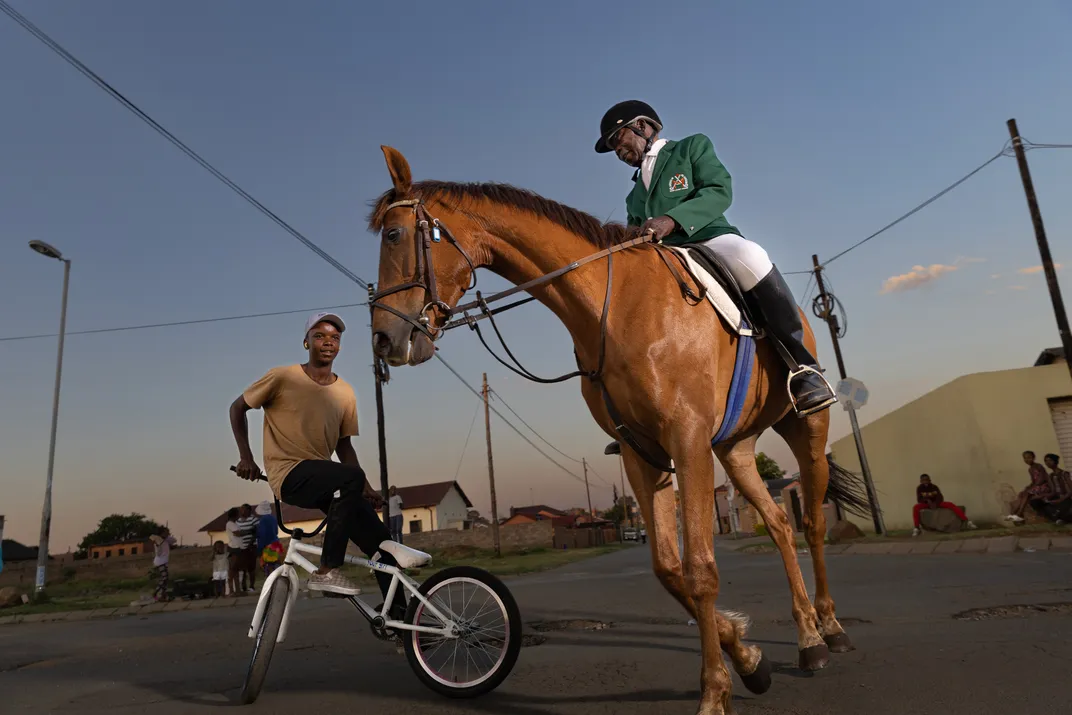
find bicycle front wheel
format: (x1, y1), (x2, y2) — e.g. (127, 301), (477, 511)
(240, 577), (289, 705)
(403, 565), (522, 698)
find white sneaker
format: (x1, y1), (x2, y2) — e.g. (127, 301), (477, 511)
(912, 527), (921, 537)
(1003, 514), (1025, 524)
(308, 568), (361, 596)
(965, 521), (978, 530)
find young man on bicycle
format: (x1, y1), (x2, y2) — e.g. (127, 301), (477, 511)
(229, 312), (427, 609)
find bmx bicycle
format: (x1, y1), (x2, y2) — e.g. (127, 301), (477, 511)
(230, 467), (522, 705)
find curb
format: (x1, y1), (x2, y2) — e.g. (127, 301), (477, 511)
(0, 593), (288, 628)
(740, 534), (1072, 557)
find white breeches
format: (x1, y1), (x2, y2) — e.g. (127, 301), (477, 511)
(699, 234), (773, 291)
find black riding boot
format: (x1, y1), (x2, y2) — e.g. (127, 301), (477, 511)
(743, 266), (837, 416)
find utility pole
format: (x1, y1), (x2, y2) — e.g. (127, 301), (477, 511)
(616, 454), (632, 527)
(812, 254), (886, 535)
(369, 285), (391, 521)
(482, 373), (501, 556)
(1007, 119), (1072, 384)
(582, 458), (594, 518)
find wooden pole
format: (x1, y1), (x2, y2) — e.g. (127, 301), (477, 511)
(811, 255), (886, 535)
(1007, 118), (1072, 384)
(483, 373), (501, 556)
(368, 285), (391, 518)
(582, 458), (594, 517)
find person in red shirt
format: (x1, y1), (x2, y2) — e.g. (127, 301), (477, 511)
(912, 474), (976, 536)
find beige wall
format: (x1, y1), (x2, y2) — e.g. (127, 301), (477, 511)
(830, 364), (1072, 531)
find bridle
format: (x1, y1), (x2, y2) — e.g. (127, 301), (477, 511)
(368, 198), (477, 343)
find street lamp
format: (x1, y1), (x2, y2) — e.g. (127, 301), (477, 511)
(28, 240), (71, 595)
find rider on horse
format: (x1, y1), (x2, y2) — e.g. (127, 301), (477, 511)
(595, 100), (837, 416)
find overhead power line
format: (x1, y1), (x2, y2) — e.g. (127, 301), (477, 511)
(433, 352), (606, 490)
(452, 401), (481, 482)
(489, 387), (583, 464)
(0, 302), (368, 342)
(0, 0), (366, 289)
(821, 148), (1007, 267)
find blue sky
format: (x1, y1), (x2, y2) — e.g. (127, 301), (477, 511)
(2, 0), (1070, 551)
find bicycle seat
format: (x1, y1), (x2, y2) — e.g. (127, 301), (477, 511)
(377, 541), (432, 569)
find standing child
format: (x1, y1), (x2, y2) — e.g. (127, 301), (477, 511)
(149, 527), (177, 602)
(211, 541), (229, 598)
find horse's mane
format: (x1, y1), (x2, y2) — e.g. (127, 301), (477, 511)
(367, 181), (639, 249)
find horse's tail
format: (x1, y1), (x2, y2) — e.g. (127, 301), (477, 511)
(825, 455), (875, 519)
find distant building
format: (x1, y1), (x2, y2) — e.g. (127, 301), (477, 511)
(1, 539), (40, 562)
(198, 480), (474, 543)
(88, 540), (152, 560)
(830, 350), (1072, 530)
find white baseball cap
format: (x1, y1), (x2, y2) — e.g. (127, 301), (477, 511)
(304, 311), (346, 336)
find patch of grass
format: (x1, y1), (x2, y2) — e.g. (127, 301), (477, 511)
(1, 571), (208, 617)
(340, 544), (626, 584)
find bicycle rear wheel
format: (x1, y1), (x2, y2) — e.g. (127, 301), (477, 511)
(403, 565), (521, 698)
(240, 577), (289, 705)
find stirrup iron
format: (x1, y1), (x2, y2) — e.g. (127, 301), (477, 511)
(786, 365), (838, 417)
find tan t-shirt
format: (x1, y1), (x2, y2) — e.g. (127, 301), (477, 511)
(243, 364), (358, 496)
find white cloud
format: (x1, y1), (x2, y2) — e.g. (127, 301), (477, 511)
(880, 263), (958, 294)
(1019, 263), (1062, 275)
(990, 273), (1001, 279)
(954, 256), (987, 264)
(1009, 285), (1027, 291)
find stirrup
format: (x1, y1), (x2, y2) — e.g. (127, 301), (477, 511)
(786, 365), (838, 417)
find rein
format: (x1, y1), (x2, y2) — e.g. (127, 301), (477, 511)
(370, 198), (705, 471)
(370, 198), (661, 383)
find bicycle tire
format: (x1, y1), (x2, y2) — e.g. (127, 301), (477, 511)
(403, 565), (522, 699)
(240, 577), (289, 705)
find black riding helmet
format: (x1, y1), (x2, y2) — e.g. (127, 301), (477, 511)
(594, 100), (663, 154)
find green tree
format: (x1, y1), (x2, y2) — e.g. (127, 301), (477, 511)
(755, 452), (786, 481)
(601, 503), (627, 526)
(77, 513), (163, 556)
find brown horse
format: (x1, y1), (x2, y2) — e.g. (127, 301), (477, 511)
(368, 146), (870, 715)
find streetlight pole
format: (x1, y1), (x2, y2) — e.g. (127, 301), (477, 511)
(29, 240), (70, 595)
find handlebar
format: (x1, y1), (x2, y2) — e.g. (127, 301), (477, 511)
(228, 465), (326, 538)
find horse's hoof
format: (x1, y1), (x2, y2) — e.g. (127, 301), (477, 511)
(739, 653), (773, 694)
(824, 631), (855, 653)
(798, 643), (831, 671)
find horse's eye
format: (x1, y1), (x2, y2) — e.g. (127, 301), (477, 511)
(385, 228), (402, 244)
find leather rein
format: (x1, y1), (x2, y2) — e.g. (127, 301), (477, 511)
(369, 198), (700, 384)
(369, 198), (708, 471)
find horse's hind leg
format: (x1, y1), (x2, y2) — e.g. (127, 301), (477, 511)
(715, 436), (830, 672)
(622, 449), (768, 694)
(773, 410), (854, 653)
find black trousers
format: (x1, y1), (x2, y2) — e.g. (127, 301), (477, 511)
(280, 459), (397, 600)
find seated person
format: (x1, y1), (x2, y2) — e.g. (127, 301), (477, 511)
(1040, 453), (1072, 523)
(1005, 450), (1054, 523)
(912, 474), (976, 536)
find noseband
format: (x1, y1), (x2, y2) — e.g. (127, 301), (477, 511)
(369, 199), (477, 342)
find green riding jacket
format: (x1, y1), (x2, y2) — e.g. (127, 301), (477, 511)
(625, 133), (740, 246)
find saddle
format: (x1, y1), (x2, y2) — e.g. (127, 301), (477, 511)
(662, 244), (761, 335)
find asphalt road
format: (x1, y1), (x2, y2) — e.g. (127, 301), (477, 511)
(2, 543), (1070, 714)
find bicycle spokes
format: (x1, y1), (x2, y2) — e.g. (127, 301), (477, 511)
(411, 578), (510, 687)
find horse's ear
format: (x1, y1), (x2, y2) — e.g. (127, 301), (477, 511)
(381, 146), (412, 194)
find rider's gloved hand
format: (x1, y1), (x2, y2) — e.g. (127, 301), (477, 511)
(235, 455), (263, 481)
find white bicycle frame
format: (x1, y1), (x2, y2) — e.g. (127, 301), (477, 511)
(247, 533), (460, 645)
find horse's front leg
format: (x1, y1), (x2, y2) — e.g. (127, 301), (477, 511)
(671, 425), (738, 715)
